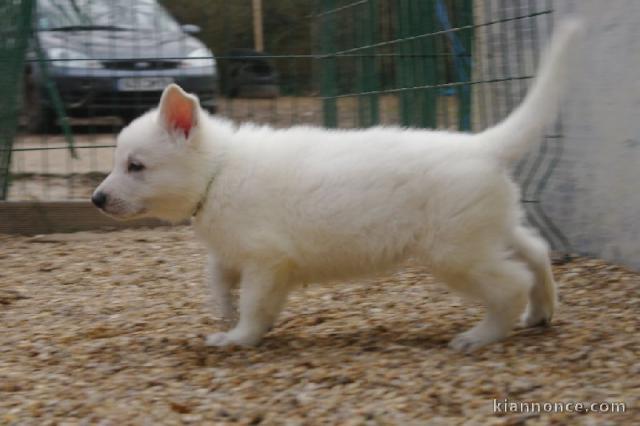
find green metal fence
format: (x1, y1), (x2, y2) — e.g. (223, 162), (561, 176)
(0, 0), (568, 249)
(318, 0), (473, 130)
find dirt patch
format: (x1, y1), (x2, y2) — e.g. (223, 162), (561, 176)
(1, 227), (637, 424)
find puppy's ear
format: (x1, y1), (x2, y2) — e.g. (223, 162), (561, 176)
(158, 84), (200, 140)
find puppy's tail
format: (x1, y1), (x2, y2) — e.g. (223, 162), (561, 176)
(480, 18), (584, 164)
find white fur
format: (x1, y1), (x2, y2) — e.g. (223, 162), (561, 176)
(93, 20), (583, 352)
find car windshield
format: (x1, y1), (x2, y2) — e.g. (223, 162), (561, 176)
(37, 0), (181, 32)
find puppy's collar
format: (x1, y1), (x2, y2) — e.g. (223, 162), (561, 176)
(191, 174), (216, 218)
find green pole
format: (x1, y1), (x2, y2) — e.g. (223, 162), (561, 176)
(395, 0), (412, 126)
(357, 0), (379, 127)
(458, 0), (473, 131)
(320, 0), (338, 128)
(417, 0), (437, 128)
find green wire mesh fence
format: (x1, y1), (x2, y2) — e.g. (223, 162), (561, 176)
(318, 0), (473, 130)
(0, 0), (568, 249)
(0, 0), (35, 200)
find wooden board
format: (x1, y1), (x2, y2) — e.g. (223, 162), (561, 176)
(0, 202), (175, 235)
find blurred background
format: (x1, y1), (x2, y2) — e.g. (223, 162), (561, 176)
(1, 0), (639, 268)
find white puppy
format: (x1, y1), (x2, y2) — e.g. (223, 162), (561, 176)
(93, 20), (582, 352)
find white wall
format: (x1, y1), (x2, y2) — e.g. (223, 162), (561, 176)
(473, 0), (639, 269)
(547, 0), (640, 268)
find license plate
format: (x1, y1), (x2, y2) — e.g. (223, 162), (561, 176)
(117, 77), (174, 92)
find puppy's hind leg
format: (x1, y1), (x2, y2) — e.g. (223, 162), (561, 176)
(446, 256), (532, 353)
(206, 253), (239, 323)
(512, 226), (557, 327)
(206, 264), (290, 347)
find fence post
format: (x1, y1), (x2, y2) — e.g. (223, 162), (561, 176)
(358, 0), (379, 127)
(395, 0), (413, 126)
(320, 0), (338, 128)
(457, 0), (473, 131)
(416, 0), (437, 128)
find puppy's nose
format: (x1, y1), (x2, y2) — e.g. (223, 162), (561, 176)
(91, 191), (107, 209)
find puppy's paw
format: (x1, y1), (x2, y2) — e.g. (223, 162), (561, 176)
(205, 329), (263, 348)
(520, 306), (552, 328)
(449, 333), (485, 353)
(205, 332), (235, 347)
(449, 328), (503, 353)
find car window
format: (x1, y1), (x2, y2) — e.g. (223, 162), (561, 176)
(36, 0), (181, 32)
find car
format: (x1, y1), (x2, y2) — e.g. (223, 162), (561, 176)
(23, 0), (218, 132)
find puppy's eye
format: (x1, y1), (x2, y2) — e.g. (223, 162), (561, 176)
(127, 161), (145, 173)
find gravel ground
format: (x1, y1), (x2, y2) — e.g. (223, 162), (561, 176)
(1, 226), (638, 425)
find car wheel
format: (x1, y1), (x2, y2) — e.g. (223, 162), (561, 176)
(22, 72), (56, 134)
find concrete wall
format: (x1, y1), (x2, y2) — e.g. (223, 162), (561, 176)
(473, 0), (639, 269)
(546, 0), (640, 269)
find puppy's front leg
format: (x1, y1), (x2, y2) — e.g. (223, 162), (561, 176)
(206, 253), (239, 323)
(206, 265), (288, 347)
